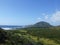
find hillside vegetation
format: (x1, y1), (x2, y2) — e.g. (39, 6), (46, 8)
(0, 27), (60, 45)
(0, 21), (60, 45)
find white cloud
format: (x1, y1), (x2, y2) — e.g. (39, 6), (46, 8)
(50, 11), (60, 22)
(42, 13), (49, 19)
(36, 15), (49, 22)
(44, 15), (49, 19)
(37, 17), (42, 22)
(37, 18), (42, 20)
(36, 11), (60, 25)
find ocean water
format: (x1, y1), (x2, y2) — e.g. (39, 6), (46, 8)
(2, 28), (12, 30)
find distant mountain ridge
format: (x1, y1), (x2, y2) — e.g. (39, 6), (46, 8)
(33, 21), (52, 28)
(0, 21), (59, 28)
(0, 25), (22, 28)
(25, 21), (53, 28)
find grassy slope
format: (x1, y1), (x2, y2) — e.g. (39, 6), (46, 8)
(19, 27), (60, 45)
(0, 27), (60, 45)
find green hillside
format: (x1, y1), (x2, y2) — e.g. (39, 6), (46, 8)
(0, 27), (60, 45)
(0, 22), (60, 45)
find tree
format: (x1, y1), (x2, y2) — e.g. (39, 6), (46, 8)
(0, 28), (7, 43)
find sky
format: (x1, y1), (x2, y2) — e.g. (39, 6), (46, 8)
(0, 0), (60, 26)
